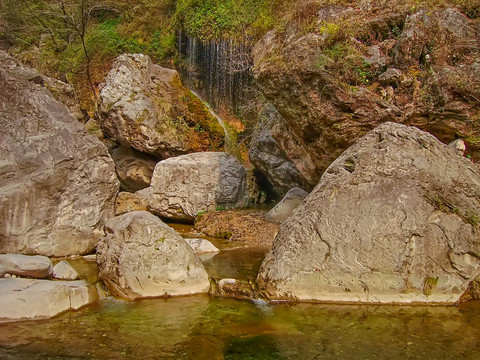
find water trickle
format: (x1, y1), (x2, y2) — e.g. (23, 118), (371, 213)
(177, 32), (254, 115)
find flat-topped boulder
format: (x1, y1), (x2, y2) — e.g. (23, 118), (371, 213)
(0, 278), (98, 321)
(0, 254), (52, 279)
(0, 51), (119, 256)
(258, 123), (480, 304)
(140, 152), (247, 222)
(97, 211), (210, 300)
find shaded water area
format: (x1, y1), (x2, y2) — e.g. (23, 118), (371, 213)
(2, 223), (480, 359)
(1, 296), (480, 359)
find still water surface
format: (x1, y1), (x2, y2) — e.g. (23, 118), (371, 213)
(1, 228), (479, 359)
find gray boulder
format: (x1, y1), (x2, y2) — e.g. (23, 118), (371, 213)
(0, 278), (98, 321)
(140, 152), (246, 222)
(0, 254), (52, 278)
(249, 104), (311, 196)
(96, 211), (210, 300)
(111, 146), (157, 192)
(258, 122), (480, 304)
(265, 187), (309, 223)
(98, 54), (223, 158)
(0, 51), (119, 256)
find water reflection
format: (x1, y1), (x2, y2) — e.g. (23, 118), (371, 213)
(1, 296), (479, 359)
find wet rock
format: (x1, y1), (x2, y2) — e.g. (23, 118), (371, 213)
(215, 278), (255, 300)
(265, 187), (309, 223)
(249, 104), (310, 196)
(111, 146), (157, 192)
(97, 211), (210, 300)
(115, 191), (149, 216)
(0, 278), (98, 321)
(52, 260), (80, 280)
(0, 254), (52, 279)
(0, 51), (119, 256)
(184, 238), (220, 255)
(258, 123), (480, 304)
(194, 210), (279, 247)
(98, 54), (223, 158)
(141, 152), (247, 222)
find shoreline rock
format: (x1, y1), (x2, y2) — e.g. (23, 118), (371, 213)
(258, 123), (480, 304)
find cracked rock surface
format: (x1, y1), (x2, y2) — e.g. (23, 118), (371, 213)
(258, 122), (480, 304)
(96, 211), (210, 300)
(0, 51), (119, 256)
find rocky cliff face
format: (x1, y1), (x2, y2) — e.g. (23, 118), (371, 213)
(253, 4), (480, 186)
(0, 51), (119, 256)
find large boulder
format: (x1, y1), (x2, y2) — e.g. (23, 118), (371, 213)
(258, 123), (480, 304)
(0, 51), (119, 256)
(111, 146), (157, 192)
(0, 254), (52, 278)
(0, 278), (98, 321)
(140, 152), (247, 222)
(96, 211), (210, 300)
(98, 54), (224, 158)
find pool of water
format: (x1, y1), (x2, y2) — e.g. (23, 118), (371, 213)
(2, 223), (479, 359)
(1, 295), (479, 359)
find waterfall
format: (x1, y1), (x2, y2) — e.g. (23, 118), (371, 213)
(177, 31), (254, 115)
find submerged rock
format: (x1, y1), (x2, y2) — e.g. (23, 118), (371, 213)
(97, 211), (210, 300)
(265, 187), (309, 223)
(0, 51), (119, 256)
(98, 54), (224, 158)
(0, 254), (52, 279)
(258, 123), (480, 304)
(0, 278), (97, 321)
(52, 260), (80, 280)
(140, 152), (247, 222)
(194, 210), (279, 247)
(111, 146), (157, 192)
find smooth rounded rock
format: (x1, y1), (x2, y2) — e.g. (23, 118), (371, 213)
(265, 187), (309, 223)
(97, 211), (210, 300)
(141, 152), (247, 222)
(52, 260), (80, 280)
(184, 238), (220, 255)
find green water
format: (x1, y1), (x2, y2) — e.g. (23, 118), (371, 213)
(1, 296), (480, 359)
(2, 226), (480, 359)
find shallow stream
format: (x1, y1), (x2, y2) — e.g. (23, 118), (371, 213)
(1, 225), (480, 359)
